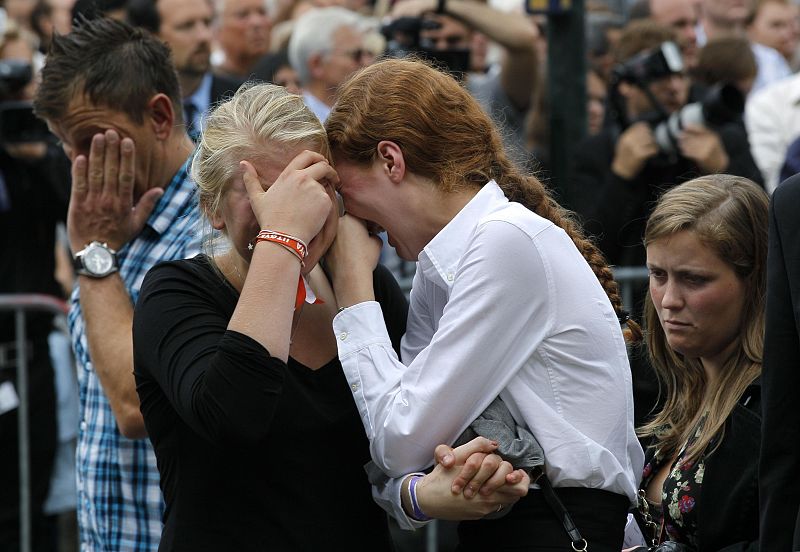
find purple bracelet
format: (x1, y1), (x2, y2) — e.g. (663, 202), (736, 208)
(409, 475), (431, 521)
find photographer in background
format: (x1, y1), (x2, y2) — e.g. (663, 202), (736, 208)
(570, 21), (762, 271)
(385, 0), (539, 159)
(0, 19), (71, 552)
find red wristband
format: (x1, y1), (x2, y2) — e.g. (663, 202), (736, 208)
(254, 230), (308, 264)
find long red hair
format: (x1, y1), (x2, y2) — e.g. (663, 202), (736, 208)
(326, 58), (641, 341)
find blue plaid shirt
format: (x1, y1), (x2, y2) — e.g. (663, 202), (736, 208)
(69, 158), (201, 551)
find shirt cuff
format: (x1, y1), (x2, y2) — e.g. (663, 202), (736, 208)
(332, 301), (393, 356)
(390, 472), (431, 531)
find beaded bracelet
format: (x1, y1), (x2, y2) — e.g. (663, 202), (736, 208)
(408, 475), (431, 521)
(253, 230), (308, 265)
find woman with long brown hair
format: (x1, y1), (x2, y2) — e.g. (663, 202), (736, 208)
(323, 58), (644, 551)
(629, 175), (767, 551)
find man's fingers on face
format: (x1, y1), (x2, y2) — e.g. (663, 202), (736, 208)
(87, 133), (106, 194)
(103, 130), (120, 195)
(71, 155), (89, 196)
(118, 138), (136, 199)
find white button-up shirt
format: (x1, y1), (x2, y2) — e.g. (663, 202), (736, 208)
(745, 72), (800, 194)
(333, 181), (643, 503)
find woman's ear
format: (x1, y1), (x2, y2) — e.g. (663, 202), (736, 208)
(209, 207), (226, 231)
(377, 140), (406, 183)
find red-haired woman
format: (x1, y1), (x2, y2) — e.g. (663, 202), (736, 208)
(324, 58), (645, 552)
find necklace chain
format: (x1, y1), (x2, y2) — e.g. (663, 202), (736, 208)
(225, 254), (304, 344)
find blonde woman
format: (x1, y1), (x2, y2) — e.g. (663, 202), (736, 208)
(630, 175), (767, 551)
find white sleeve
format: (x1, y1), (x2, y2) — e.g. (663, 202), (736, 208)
(745, 86), (783, 194)
(400, 268), (435, 364)
(333, 220), (554, 477)
(370, 470), (430, 531)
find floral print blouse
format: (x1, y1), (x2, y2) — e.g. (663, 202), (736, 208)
(639, 422), (707, 549)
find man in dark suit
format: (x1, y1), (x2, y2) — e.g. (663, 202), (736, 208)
(127, 0), (241, 140)
(760, 174), (800, 551)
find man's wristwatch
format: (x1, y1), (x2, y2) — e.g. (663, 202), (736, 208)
(73, 241), (119, 278)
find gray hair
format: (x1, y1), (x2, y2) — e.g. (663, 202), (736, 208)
(288, 7), (363, 85)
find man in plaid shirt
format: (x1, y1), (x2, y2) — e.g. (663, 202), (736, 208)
(34, 18), (201, 550)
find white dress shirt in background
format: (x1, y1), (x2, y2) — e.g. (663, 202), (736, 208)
(745, 72), (800, 193)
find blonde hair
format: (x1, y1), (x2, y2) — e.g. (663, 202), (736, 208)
(191, 82), (331, 224)
(640, 175), (768, 461)
(326, 58), (642, 341)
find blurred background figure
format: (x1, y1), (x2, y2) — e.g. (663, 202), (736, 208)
(692, 35), (757, 95)
(571, 21), (761, 271)
(587, 66), (608, 135)
(288, 6), (368, 121)
(747, 0), (799, 66)
(127, 0), (242, 140)
(70, 0), (127, 21)
(0, 17), (72, 552)
(698, 0), (791, 92)
(30, 0), (74, 54)
(384, 0), (540, 160)
(629, 0), (700, 69)
(746, 71), (800, 192)
(251, 48), (301, 94)
(212, 0), (272, 79)
(586, 12), (625, 81)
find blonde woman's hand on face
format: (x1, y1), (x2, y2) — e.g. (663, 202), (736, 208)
(240, 150), (338, 244)
(325, 213), (383, 307)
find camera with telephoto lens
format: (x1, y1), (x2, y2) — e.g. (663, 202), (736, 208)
(0, 60), (51, 144)
(380, 17), (470, 78)
(652, 82), (744, 154)
(610, 41), (744, 154)
(613, 41), (684, 86)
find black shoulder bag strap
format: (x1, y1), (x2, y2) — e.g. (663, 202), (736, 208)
(538, 474), (589, 552)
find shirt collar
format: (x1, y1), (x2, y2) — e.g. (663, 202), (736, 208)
(419, 180), (507, 288)
(186, 72), (213, 116)
(147, 155), (195, 235)
(302, 90), (332, 122)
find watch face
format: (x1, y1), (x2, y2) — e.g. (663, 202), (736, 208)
(84, 246), (114, 275)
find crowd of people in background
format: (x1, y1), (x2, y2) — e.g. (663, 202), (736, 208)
(1, 0), (800, 548)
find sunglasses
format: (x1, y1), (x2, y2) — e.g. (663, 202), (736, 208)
(332, 48), (368, 63)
